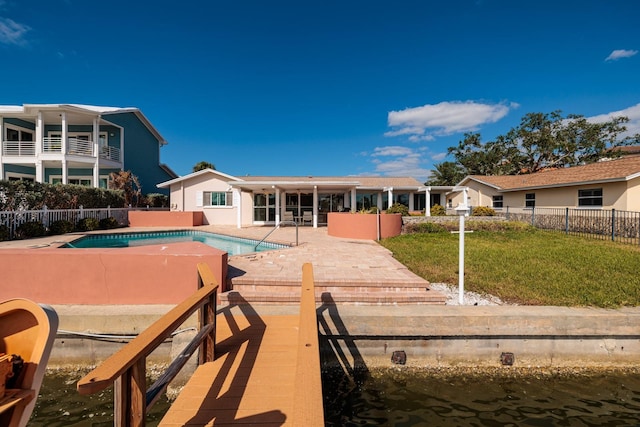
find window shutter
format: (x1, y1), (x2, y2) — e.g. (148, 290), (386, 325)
(196, 191), (203, 207)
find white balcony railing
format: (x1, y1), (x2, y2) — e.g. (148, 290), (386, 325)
(2, 140), (36, 156)
(2, 138), (120, 162)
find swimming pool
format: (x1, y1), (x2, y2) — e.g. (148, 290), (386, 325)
(61, 230), (287, 255)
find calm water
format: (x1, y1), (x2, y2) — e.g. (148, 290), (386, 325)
(60, 230), (287, 255)
(31, 368), (640, 426)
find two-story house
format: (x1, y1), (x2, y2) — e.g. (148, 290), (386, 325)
(0, 104), (176, 193)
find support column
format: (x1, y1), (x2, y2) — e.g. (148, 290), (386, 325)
(62, 160), (68, 184)
(387, 188), (393, 209)
(93, 116), (100, 188)
(234, 188), (242, 228)
(36, 160), (44, 183)
(35, 112), (43, 154)
(425, 187), (431, 216)
(409, 192), (415, 212)
(274, 187), (281, 225)
(350, 188), (356, 213)
(313, 186), (318, 228)
(61, 112), (68, 155)
(377, 192), (383, 211)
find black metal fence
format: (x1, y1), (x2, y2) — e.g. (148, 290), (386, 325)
(501, 207), (640, 245)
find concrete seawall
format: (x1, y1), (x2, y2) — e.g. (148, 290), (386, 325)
(49, 304), (640, 369)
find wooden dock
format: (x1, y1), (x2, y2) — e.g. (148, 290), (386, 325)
(78, 263), (324, 427)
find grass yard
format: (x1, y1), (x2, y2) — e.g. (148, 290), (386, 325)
(379, 228), (640, 308)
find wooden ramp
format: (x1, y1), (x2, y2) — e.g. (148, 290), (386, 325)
(78, 263), (323, 427)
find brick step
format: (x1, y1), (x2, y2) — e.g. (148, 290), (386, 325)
(219, 289), (446, 305)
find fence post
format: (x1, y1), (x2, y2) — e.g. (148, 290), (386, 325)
(611, 208), (616, 242)
(565, 207), (569, 235)
(505, 206), (510, 220)
(531, 207), (535, 226)
(43, 205), (49, 228)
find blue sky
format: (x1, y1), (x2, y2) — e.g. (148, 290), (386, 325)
(1, 0), (639, 182)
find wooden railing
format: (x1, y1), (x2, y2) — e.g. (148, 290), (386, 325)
(293, 262), (325, 425)
(77, 263), (219, 427)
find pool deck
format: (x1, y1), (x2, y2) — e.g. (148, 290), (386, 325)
(0, 225), (446, 305)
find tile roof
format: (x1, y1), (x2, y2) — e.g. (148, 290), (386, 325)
(466, 156), (640, 191)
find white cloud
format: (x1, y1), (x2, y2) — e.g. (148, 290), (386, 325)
(605, 49), (638, 61)
(0, 17), (30, 46)
(587, 103), (640, 137)
(386, 100), (516, 141)
(372, 146), (414, 157)
(431, 152), (447, 161)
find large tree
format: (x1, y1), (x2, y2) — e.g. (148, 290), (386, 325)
(109, 170), (142, 207)
(192, 161), (216, 172)
(447, 111), (638, 176)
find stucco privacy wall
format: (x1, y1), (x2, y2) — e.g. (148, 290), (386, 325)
(0, 242), (227, 305)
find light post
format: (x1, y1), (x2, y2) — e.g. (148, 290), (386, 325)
(455, 202), (470, 304)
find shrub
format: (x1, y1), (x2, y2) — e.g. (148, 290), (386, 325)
(386, 203), (409, 216)
(16, 221), (46, 239)
(49, 219), (75, 235)
(430, 204), (446, 216)
(472, 206), (496, 216)
(0, 225), (9, 241)
(76, 217), (100, 231)
(99, 217), (120, 230)
(143, 193), (169, 208)
(405, 222), (448, 234)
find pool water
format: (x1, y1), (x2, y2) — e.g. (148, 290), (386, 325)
(61, 230), (286, 255)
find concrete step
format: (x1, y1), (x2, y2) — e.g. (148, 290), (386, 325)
(219, 288), (446, 305)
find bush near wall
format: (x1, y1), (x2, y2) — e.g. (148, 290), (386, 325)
(0, 180), (125, 210)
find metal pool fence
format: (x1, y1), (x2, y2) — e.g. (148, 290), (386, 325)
(501, 207), (640, 245)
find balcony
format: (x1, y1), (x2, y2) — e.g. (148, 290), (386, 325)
(2, 137), (120, 162)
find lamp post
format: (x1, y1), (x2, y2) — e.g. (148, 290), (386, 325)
(455, 202), (470, 304)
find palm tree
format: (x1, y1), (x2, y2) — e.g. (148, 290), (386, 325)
(425, 161), (466, 186)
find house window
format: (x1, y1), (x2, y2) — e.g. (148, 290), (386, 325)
(204, 191), (232, 207)
(492, 195), (503, 208)
(5, 126), (33, 142)
(525, 193), (535, 208)
(578, 188), (603, 207)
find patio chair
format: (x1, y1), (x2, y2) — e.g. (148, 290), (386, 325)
(302, 211), (313, 226)
(282, 211), (294, 225)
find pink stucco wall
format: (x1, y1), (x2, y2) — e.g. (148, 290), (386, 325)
(0, 242), (227, 305)
(327, 212), (402, 239)
(128, 211), (204, 227)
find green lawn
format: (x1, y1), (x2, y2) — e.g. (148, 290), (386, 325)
(379, 229), (640, 308)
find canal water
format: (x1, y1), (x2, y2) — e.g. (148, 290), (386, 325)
(30, 367), (640, 426)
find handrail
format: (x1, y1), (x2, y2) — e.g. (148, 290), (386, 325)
(254, 219), (298, 250)
(293, 263), (324, 425)
(77, 263), (219, 427)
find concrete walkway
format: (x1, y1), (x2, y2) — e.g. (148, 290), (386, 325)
(198, 225), (446, 304)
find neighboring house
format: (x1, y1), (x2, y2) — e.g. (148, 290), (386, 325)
(157, 170), (450, 227)
(448, 156), (640, 211)
(0, 104), (177, 194)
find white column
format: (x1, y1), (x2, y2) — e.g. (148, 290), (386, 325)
(425, 187), (431, 217)
(36, 160), (44, 183)
(274, 187), (281, 224)
(409, 192), (415, 211)
(35, 112), (43, 154)
(62, 160), (68, 184)
(120, 128), (125, 165)
(387, 188), (393, 209)
(343, 191), (350, 209)
(377, 192), (383, 210)
(92, 117), (100, 188)
(61, 112), (68, 155)
(350, 188), (356, 213)
(313, 185), (318, 228)
(234, 188), (242, 228)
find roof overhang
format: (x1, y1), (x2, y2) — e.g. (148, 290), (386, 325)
(228, 180), (361, 192)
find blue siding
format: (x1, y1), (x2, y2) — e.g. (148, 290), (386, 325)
(103, 112), (173, 195)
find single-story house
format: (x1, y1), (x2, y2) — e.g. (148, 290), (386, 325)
(448, 156), (640, 212)
(157, 170), (454, 227)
